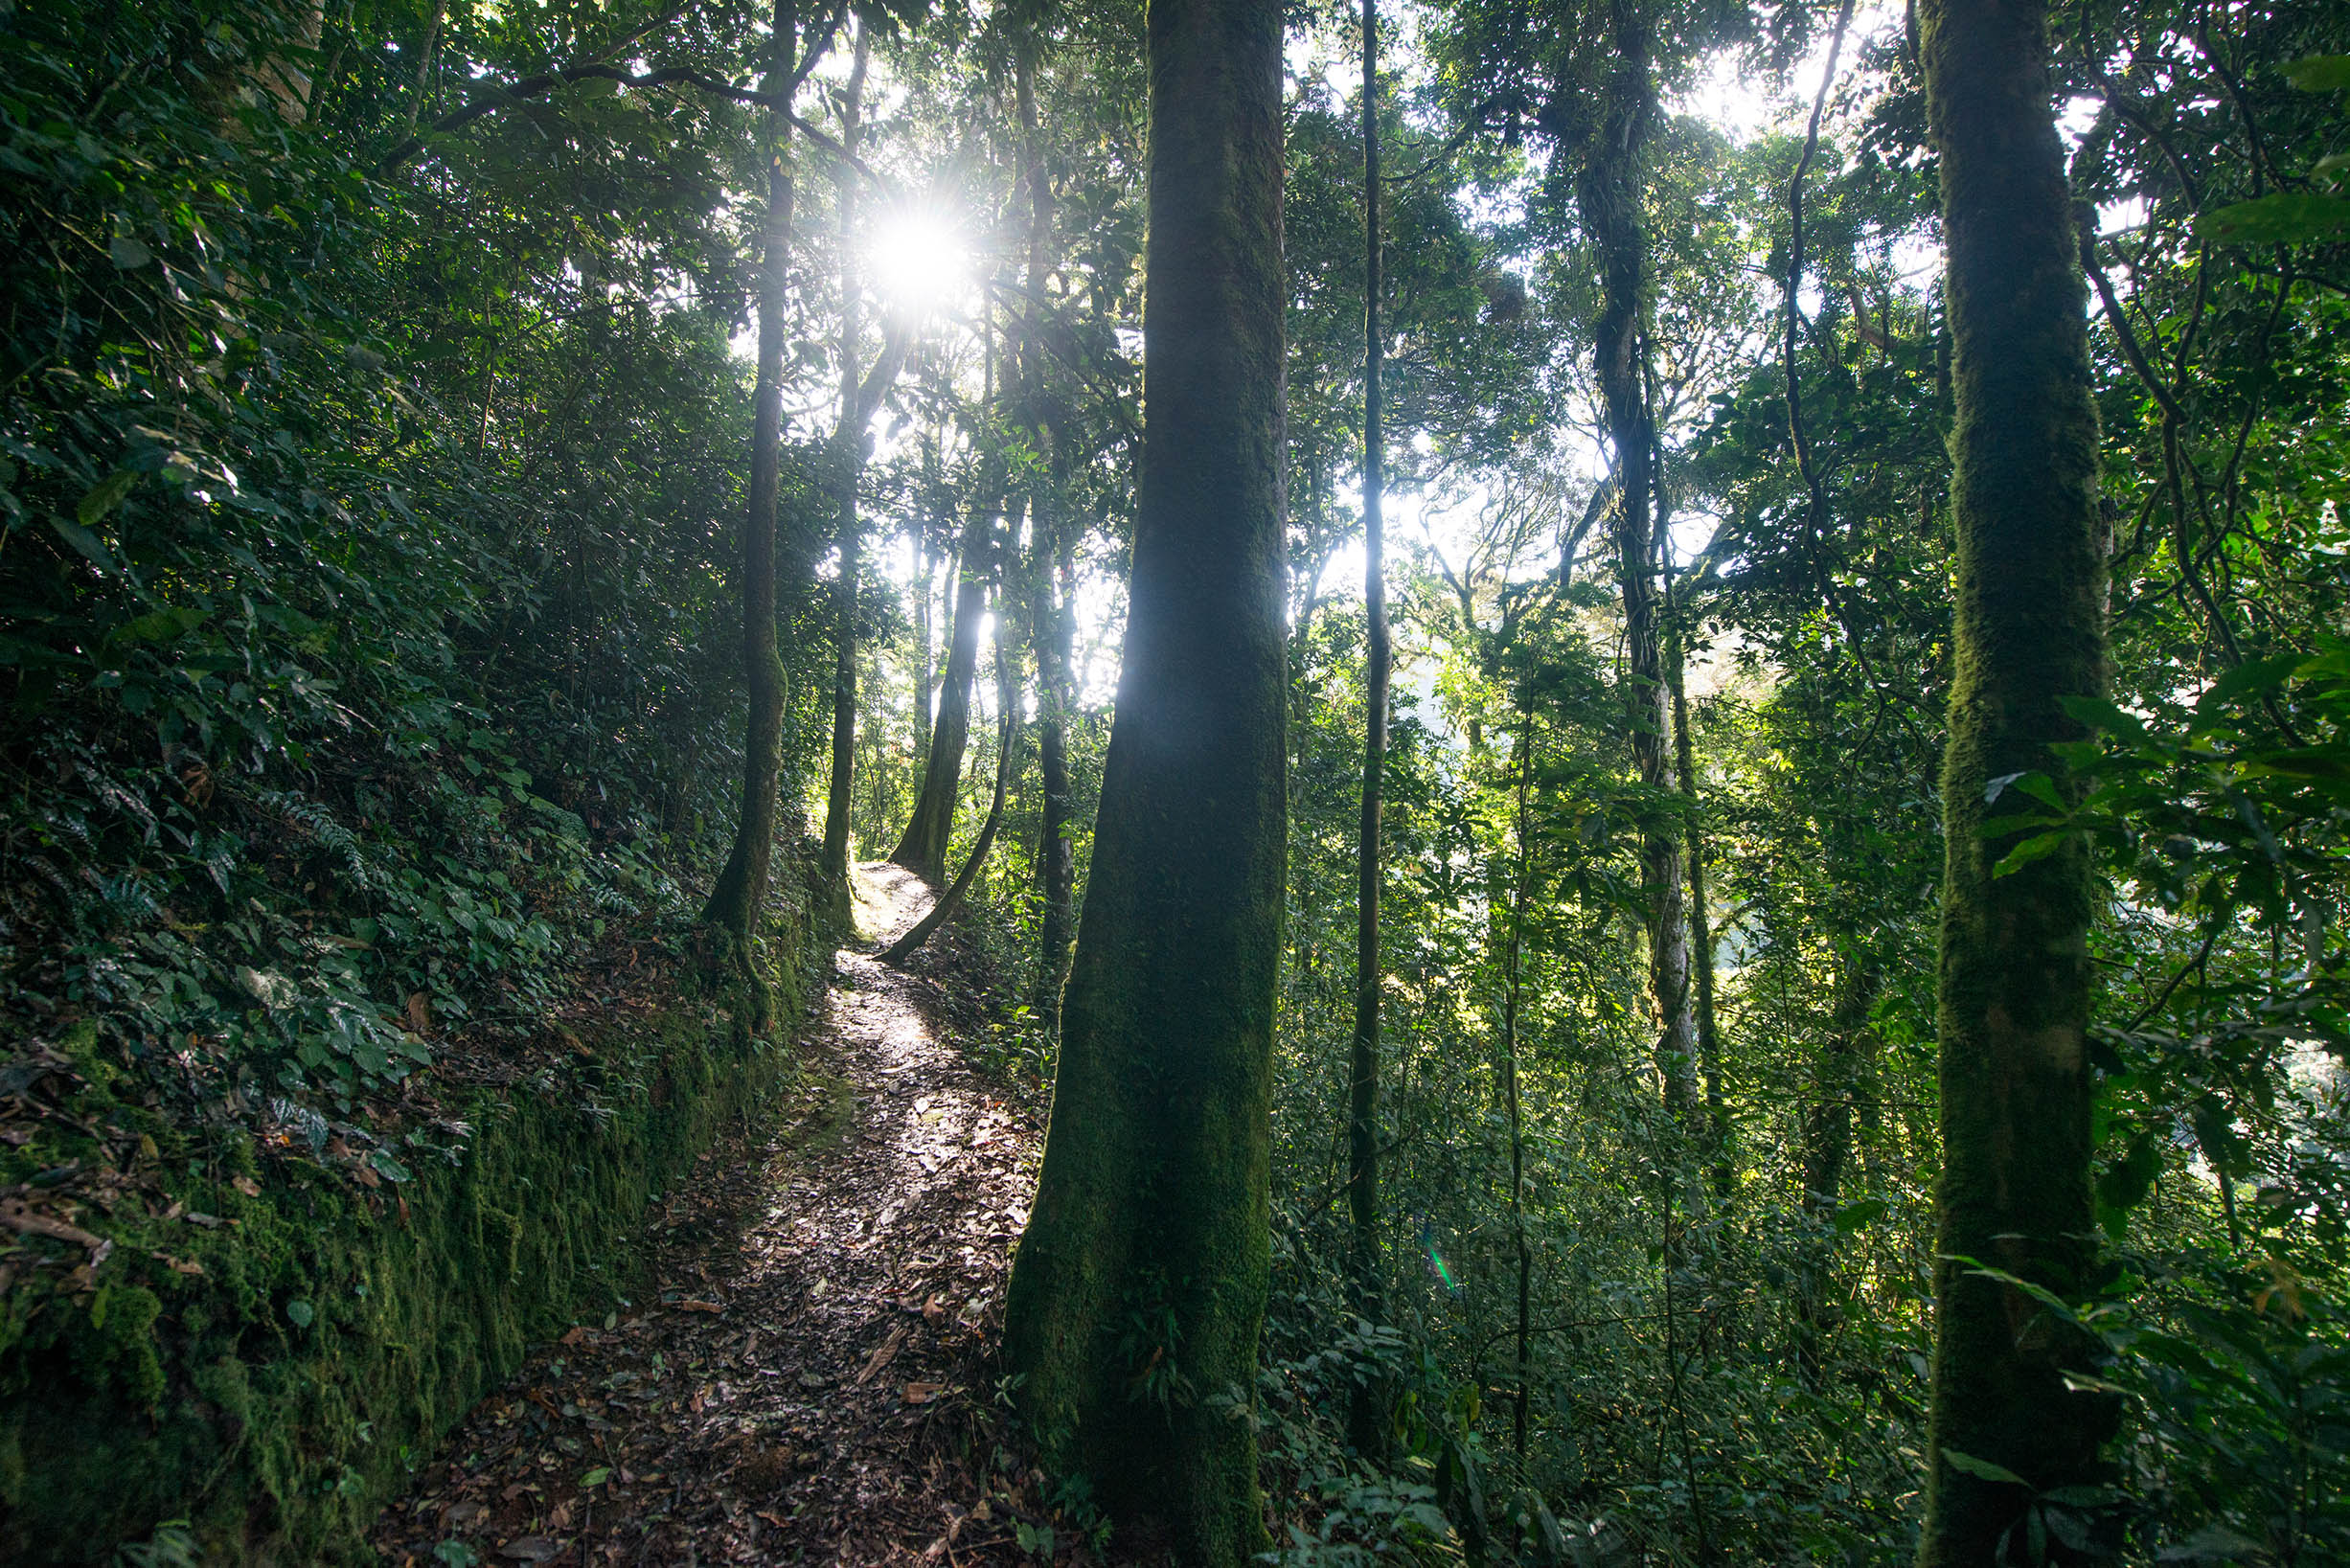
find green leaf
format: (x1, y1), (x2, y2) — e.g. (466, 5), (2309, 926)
(49, 515), (116, 571)
(1832, 1197), (1887, 1232)
(77, 469), (138, 529)
(1940, 1447), (2029, 1487)
(581, 1466), (611, 1488)
(286, 1300), (315, 1329)
(2201, 192), (2350, 244)
(2058, 694), (2148, 741)
(2200, 652), (2307, 713)
(370, 1149), (414, 1184)
(2283, 55), (2350, 92)
(1992, 830), (2071, 877)
(108, 235), (154, 269)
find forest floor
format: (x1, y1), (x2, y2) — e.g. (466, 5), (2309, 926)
(374, 864), (1044, 1567)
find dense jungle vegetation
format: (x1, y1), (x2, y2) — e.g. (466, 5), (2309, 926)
(1, 0), (2345, 1560)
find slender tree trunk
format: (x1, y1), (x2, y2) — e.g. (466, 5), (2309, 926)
(892, 484), (993, 885)
(1345, 0), (1391, 1459)
(1915, 0), (2112, 1557)
(1575, 2), (1696, 1125)
(820, 25), (874, 888)
(1000, 0), (1287, 1548)
(702, 0), (801, 968)
(1794, 954), (1877, 1386)
(1500, 717), (1534, 1459)
(883, 631), (1022, 966)
(1015, 45), (1078, 1034)
(1669, 620), (1727, 1196)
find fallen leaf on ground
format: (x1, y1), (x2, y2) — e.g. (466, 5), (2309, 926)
(856, 1324), (908, 1385)
(498, 1537), (559, 1562)
(901, 1381), (942, 1404)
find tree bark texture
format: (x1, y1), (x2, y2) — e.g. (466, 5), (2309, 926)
(702, 0), (800, 960)
(1000, 0), (1288, 1551)
(1573, 2), (1696, 1123)
(1915, 0), (2113, 1557)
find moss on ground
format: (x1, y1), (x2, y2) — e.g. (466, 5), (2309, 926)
(0, 907), (823, 1565)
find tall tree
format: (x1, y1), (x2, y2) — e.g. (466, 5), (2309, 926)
(1344, 0), (1391, 1457)
(702, 0), (806, 984)
(999, 0), (1288, 1550)
(1574, 0), (1698, 1122)
(1914, 0), (2114, 1557)
(891, 328), (1001, 886)
(819, 23), (912, 888)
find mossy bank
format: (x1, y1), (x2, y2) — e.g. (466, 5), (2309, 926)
(0, 903), (826, 1566)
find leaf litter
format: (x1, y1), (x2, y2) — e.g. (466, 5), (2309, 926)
(374, 865), (1061, 1566)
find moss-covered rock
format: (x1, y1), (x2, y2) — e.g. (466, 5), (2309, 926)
(0, 907), (821, 1565)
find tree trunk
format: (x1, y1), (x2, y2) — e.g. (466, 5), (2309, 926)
(1000, 0), (1287, 1549)
(1345, 0), (1391, 1460)
(1669, 621), (1727, 1196)
(1794, 954), (1877, 1386)
(1015, 45), (1078, 1034)
(1575, 1), (1696, 1124)
(701, 0), (801, 972)
(820, 25), (874, 889)
(891, 483), (993, 885)
(1915, 0), (2112, 1557)
(883, 630), (1021, 967)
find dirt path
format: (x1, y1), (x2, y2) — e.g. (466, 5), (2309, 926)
(375, 865), (1040, 1566)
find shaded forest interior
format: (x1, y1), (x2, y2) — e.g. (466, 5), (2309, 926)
(1, 0), (2346, 1562)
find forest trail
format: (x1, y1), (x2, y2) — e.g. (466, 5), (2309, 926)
(375, 865), (1039, 1567)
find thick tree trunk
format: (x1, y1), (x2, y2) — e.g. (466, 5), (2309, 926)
(702, 0), (801, 967)
(1000, 0), (1288, 1550)
(1915, 0), (2112, 1557)
(1345, 0), (1391, 1460)
(820, 26), (874, 889)
(1574, 2), (1696, 1124)
(891, 488), (992, 885)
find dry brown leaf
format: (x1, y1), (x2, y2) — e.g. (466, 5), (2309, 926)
(901, 1381), (942, 1404)
(675, 1298), (723, 1313)
(856, 1323), (908, 1385)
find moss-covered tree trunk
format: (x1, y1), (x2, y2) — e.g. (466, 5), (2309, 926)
(702, 0), (801, 964)
(999, 0), (1287, 1550)
(1915, 0), (2112, 1557)
(1669, 631), (1727, 1194)
(1573, 1), (1696, 1122)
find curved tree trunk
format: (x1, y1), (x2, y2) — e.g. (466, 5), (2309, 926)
(701, 0), (801, 967)
(1000, 0), (1288, 1550)
(1914, 0), (2112, 1557)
